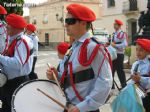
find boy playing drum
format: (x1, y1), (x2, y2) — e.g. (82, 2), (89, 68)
(131, 39), (150, 112)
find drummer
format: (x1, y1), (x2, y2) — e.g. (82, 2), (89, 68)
(0, 5), (8, 54)
(47, 3), (112, 112)
(131, 39), (150, 112)
(26, 24), (39, 80)
(0, 14), (33, 112)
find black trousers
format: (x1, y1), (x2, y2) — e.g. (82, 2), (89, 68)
(89, 110), (100, 112)
(112, 54), (126, 89)
(29, 56), (38, 80)
(1, 76), (29, 112)
(142, 93), (150, 112)
(64, 109), (100, 112)
(64, 103), (100, 112)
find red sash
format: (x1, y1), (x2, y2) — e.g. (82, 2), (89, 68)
(60, 38), (112, 101)
(4, 38), (30, 65)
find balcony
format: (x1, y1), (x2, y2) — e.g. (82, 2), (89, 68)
(123, 0), (138, 14)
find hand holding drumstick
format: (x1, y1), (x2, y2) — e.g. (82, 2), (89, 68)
(46, 63), (65, 96)
(46, 64), (58, 80)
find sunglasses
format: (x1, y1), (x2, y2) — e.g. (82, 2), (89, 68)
(65, 18), (79, 25)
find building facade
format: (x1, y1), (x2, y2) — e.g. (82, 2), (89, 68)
(29, 0), (102, 47)
(94, 0), (148, 44)
(93, 0), (148, 64)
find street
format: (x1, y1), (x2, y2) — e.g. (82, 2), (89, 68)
(35, 50), (131, 112)
(35, 51), (59, 79)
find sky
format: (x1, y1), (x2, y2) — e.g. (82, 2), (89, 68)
(23, 0), (47, 16)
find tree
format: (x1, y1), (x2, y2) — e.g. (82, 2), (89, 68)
(0, 0), (24, 15)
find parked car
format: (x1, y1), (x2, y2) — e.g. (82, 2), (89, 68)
(92, 28), (109, 44)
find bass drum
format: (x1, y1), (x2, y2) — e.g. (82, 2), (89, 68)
(11, 79), (66, 112)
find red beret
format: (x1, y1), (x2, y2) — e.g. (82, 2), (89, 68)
(57, 42), (70, 55)
(0, 5), (7, 14)
(67, 4), (96, 22)
(26, 24), (36, 32)
(6, 13), (27, 29)
(115, 19), (123, 25)
(136, 39), (150, 52)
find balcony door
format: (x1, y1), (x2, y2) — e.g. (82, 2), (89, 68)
(129, 0), (137, 11)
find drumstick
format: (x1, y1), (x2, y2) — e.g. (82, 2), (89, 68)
(47, 63), (65, 96)
(37, 88), (68, 110)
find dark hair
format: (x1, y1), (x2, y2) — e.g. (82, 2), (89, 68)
(0, 15), (5, 21)
(86, 22), (94, 34)
(86, 22), (92, 30)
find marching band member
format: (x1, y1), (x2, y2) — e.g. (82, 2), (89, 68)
(26, 24), (39, 80)
(111, 19), (128, 89)
(131, 39), (150, 112)
(47, 4), (112, 112)
(0, 14), (33, 112)
(0, 5), (8, 54)
(46, 42), (70, 80)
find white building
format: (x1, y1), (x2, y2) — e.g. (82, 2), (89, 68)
(94, 0), (148, 44)
(29, 0), (102, 47)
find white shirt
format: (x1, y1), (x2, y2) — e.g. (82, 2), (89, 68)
(0, 32), (34, 80)
(27, 33), (39, 56)
(58, 32), (112, 112)
(112, 30), (128, 54)
(131, 56), (150, 89)
(0, 20), (7, 54)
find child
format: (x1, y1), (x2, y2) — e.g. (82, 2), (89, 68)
(131, 39), (150, 112)
(46, 42), (70, 80)
(26, 24), (39, 80)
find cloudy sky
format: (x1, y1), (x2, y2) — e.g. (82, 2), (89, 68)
(23, 0), (47, 16)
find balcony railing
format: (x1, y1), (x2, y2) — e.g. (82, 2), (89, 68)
(123, 0), (138, 13)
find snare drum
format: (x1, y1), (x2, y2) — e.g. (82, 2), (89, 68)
(11, 79), (66, 112)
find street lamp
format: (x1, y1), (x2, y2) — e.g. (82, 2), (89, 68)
(56, 13), (64, 23)
(55, 6), (65, 42)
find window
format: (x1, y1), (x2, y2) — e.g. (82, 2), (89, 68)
(43, 14), (48, 24)
(107, 0), (115, 8)
(32, 16), (37, 24)
(45, 33), (49, 46)
(129, 0), (137, 11)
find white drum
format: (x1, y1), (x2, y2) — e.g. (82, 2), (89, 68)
(11, 79), (66, 112)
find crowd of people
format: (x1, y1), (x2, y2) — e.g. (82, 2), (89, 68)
(0, 3), (150, 112)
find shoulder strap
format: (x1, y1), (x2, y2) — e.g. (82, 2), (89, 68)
(7, 38), (30, 65)
(117, 31), (124, 39)
(5, 39), (18, 57)
(90, 37), (103, 45)
(57, 63), (60, 72)
(21, 39), (30, 65)
(90, 37), (112, 69)
(134, 62), (139, 73)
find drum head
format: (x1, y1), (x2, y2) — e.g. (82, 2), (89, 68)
(12, 79), (66, 112)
